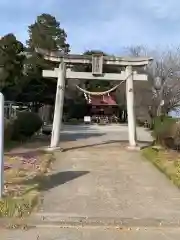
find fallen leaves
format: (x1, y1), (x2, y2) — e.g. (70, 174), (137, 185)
(0, 151), (54, 217)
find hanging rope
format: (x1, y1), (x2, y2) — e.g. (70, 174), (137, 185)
(76, 82), (123, 96)
(75, 72), (132, 96)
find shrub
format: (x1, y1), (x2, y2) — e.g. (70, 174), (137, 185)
(168, 121), (180, 150)
(12, 111), (43, 140)
(152, 116), (176, 146)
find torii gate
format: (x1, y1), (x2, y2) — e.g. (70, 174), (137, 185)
(40, 50), (153, 149)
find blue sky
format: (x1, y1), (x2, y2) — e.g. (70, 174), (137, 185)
(0, 0), (180, 54)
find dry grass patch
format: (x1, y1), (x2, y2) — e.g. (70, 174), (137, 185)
(142, 147), (180, 187)
(0, 151), (54, 217)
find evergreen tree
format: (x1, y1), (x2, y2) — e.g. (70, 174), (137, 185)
(0, 33), (26, 100)
(21, 13), (70, 103)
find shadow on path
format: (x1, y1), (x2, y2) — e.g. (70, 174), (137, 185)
(5, 132), (105, 154)
(23, 171), (89, 191)
(62, 140), (153, 152)
(42, 171), (90, 191)
(60, 132), (105, 142)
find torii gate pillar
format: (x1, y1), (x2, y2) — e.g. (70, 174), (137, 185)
(50, 62), (65, 149)
(126, 66), (137, 147)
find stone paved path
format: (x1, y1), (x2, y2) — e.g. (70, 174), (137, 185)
(3, 125), (180, 239)
(38, 144), (180, 222)
(1, 227), (180, 240)
(36, 125), (180, 222)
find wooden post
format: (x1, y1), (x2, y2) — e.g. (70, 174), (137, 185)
(50, 61), (66, 149)
(126, 66), (137, 147)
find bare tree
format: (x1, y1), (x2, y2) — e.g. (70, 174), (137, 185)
(128, 45), (180, 119)
(148, 48), (180, 116)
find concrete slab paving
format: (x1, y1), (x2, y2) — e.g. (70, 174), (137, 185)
(39, 147), (180, 221)
(3, 125), (180, 238)
(33, 125), (180, 224)
(1, 227), (180, 240)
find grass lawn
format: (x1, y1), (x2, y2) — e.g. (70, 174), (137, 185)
(0, 150), (54, 218)
(142, 147), (180, 188)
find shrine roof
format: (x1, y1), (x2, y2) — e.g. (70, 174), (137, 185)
(88, 95), (117, 106)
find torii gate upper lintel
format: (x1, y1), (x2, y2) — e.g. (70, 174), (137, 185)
(40, 50), (153, 149)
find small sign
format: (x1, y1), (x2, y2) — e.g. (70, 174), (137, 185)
(84, 116), (91, 123)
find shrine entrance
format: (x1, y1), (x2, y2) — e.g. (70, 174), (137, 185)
(39, 50), (152, 149)
(82, 93), (120, 124)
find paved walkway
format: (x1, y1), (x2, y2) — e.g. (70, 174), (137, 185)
(32, 125), (180, 222)
(1, 227), (180, 239)
(3, 125), (180, 239)
(38, 145), (180, 222)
